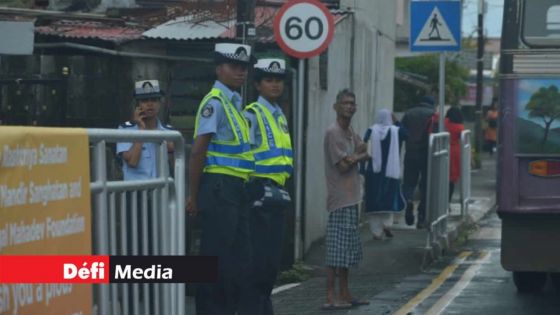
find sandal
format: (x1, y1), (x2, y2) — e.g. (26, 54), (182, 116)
(350, 299), (370, 306)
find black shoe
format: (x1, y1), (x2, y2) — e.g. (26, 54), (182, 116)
(405, 201), (414, 226)
(416, 220), (426, 229)
(383, 228), (394, 238)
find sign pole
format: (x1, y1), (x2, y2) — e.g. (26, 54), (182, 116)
(439, 52), (445, 132)
(274, 0), (335, 262)
(294, 58), (305, 261)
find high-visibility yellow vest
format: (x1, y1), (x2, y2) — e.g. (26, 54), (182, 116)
(245, 101), (293, 186)
(194, 88), (254, 180)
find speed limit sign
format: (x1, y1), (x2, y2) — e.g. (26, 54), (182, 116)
(273, 0), (335, 59)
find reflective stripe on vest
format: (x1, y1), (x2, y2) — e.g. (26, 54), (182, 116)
(194, 88), (254, 179)
(246, 102), (293, 185)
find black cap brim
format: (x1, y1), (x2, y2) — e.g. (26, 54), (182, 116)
(134, 92), (164, 100)
(254, 69), (286, 80)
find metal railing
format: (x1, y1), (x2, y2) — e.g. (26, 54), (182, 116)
(88, 129), (186, 315)
(425, 132), (450, 255)
(460, 130), (472, 217)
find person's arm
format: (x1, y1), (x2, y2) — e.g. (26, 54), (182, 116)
(186, 134), (212, 217)
(186, 99), (222, 216)
(121, 107), (147, 168)
(326, 133), (364, 174)
(353, 135), (370, 163)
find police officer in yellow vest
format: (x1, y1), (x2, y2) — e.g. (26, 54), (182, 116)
(187, 43), (256, 315)
(244, 58), (293, 315)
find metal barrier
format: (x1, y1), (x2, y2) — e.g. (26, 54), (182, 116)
(459, 130), (472, 217)
(425, 132), (450, 255)
(88, 128), (186, 315)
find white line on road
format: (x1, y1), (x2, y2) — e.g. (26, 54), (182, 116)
(424, 251), (491, 315)
(271, 283), (301, 295)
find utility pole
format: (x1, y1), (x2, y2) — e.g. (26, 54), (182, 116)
(474, 0), (485, 166)
(236, 0), (256, 101)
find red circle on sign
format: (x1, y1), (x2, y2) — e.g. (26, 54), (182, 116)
(273, 0), (335, 59)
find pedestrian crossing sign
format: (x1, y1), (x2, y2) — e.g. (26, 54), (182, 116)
(410, 0), (461, 52)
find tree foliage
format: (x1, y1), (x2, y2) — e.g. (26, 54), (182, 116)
(526, 85), (560, 147)
(394, 54), (469, 112)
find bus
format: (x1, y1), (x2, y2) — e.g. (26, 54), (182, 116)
(499, 0), (560, 292)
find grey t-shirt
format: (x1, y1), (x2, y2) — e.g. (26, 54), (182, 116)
(324, 122), (363, 212)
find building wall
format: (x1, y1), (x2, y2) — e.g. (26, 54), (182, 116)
(303, 0), (397, 253)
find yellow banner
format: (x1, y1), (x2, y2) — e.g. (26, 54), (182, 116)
(0, 126), (92, 315)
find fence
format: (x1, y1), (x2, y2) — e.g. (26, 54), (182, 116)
(88, 128), (186, 315)
(425, 132), (450, 256)
(460, 130), (472, 217)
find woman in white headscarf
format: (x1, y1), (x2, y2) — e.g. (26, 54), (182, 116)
(361, 109), (408, 240)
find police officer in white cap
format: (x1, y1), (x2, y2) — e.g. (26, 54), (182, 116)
(243, 58), (293, 314)
(117, 80), (174, 180)
(188, 43), (256, 315)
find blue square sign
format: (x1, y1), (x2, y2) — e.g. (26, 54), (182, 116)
(410, 0), (461, 52)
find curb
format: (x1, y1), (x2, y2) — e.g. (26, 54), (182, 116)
(422, 201), (496, 268)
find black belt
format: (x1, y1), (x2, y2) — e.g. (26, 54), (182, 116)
(250, 177), (283, 188)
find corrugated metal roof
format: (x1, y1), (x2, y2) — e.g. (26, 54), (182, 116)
(35, 20), (145, 43)
(143, 6), (349, 43)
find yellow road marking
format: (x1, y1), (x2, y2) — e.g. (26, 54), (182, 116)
(393, 251), (472, 315)
(424, 251), (490, 315)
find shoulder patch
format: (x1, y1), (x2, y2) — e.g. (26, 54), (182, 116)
(280, 122), (289, 133)
(162, 123), (175, 130)
(120, 121), (136, 128)
(201, 104), (214, 118)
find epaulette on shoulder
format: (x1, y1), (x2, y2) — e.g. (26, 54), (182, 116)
(120, 121), (136, 128)
(162, 123), (175, 130)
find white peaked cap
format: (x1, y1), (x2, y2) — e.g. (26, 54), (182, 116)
(214, 43), (253, 63)
(254, 58), (286, 74)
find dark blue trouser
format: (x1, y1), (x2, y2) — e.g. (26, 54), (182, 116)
(195, 173), (254, 315)
(402, 153), (428, 222)
(249, 196), (285, 315)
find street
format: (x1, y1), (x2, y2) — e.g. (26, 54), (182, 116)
(270, 211), (560, 315)
(381, 212), (560, 315)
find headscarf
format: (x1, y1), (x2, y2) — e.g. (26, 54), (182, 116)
(370, 109), (401, 179)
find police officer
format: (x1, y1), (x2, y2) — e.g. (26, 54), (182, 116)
(244, 58), (293, 315)
(187, 43), (256, 315)
(117, 79), (174, 180)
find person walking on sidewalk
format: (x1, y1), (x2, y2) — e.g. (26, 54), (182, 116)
(445, 107), (465, 204)
(401, 95), (436, 229)
(322, 89), (370, 310)
(362, 109), (407, 240)
(484, 98), (498, 155)
(243, 58), (293, 315)
(187, 43), (256, 315)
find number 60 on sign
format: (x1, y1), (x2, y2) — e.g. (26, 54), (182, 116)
(274, 0), (335, 59)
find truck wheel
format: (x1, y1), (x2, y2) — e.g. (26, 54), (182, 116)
(550, 273), (560, 291)
(513, 271), (547, 293)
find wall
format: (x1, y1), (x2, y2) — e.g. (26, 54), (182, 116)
(302, 0), (397, 253)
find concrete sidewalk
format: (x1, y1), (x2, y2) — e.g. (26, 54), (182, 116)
(271, 155), (497, 315)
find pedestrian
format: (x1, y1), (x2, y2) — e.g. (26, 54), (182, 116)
(117, 79), (174, 180)
(323, 89), (370, 310)
(401, 95), (436, 229)
(187, 42), (256, 315)
(362, 109), (407, 240)
(445, 107), (465, 203)
(243, 58), (293, 315)
(484, 98), (498, 155)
